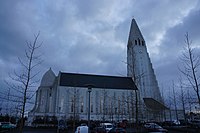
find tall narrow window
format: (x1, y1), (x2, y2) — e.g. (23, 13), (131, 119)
(142, 41), (144, 46)
(138, 38), (141, 45)
(100, 97), (103, 113)
(91, 104), (93, 113)
(135, 40), (137, 45)
(115, 107), (117, 114)
(127, 97), (130, 114)
(118, 96), (120, 114)
(49, 88), (52, 97)
(81, 97), (83, 112)
(71, 98), (74, 112)
(91, 96), (93, 113)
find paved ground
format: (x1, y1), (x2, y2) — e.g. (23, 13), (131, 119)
(1, 127), (200, 133)
(1, 128), (59, 133)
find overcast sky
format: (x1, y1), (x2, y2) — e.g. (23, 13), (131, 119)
(0, 0), (200, 102)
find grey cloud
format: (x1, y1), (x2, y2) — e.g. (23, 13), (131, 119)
(158, 8), (200, 59)
(0, 0), (200, 101)
(152, 7), (200, 91)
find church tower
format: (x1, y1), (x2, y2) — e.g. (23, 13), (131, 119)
(127, 18), (166, 121)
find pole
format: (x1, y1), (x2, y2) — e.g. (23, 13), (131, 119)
(88, 87), (92, 133)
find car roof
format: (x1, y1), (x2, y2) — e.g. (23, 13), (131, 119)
(101, 123), (112, 125)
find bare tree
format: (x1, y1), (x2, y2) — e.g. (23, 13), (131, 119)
(172, 81), (178, 120)
(7, 33), (42, 133)
(101, 89), (107, 121)
(70, 87), (80, 132)
(179, 32), (200, 107)
(166, 87), (173, 121)
(178, 77), (187, 120)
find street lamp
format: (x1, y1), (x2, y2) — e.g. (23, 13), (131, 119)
(57, 107), (61, 133)
(84, 84), (94, 133)
(88, 87), (92, 133)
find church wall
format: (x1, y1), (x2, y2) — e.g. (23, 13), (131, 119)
(54, 86), (134, 121)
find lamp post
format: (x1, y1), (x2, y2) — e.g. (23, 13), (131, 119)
(84, 84), (94, 133)
(88, 87), (92, 133)
(57, 107), (61, 133)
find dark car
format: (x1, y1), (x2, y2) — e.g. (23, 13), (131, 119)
(108, 127), (126, 133)
(145, 124), (168, 133)
(1, 122), (16, 129)
(58, 120), (67, 132)
(189, 120), (200, 128)
(93, 127), (106, 133)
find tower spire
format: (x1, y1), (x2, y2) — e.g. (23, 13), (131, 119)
(128, 18), (144, 44)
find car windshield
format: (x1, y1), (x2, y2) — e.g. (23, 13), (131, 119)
(1, 122), (10, 125)
(154, 125), (162, 129)
(81, 123), (87, 126)
(106, 125), (112, 128)
(192, 120), (200, 123)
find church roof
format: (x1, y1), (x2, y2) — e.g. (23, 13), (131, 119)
(40, 68), (56, 87)
(59, 72), (137, 90)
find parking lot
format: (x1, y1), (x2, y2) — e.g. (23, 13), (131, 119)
(1, 126), (200, 133)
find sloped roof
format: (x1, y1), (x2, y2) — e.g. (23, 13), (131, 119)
(143, 98), (169, 110)
(59, 72), (137, 90)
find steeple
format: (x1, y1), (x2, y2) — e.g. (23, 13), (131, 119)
(128, 18), (145, 46)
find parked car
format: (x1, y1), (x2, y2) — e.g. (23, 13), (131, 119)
(172, 120), (180, 125)
(162, 121), (174, 127)
(162, 120), (181, 127)
(58, 120), (67, 132)
(1, 122), (16, 129)
(144, 124), (168, 133)
(144, 122), (159, 128)
(93, 126), (106, 133)
(189, 120), (200, 128)
(108, 127), (126, 133)
(100, 123), (113, 132)
(75, 123), (88, 133)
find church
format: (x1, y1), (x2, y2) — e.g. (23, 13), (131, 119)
(28, 19), (167, 125)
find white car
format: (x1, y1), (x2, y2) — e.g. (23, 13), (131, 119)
(144, 122), (158, 128)
(75, 123), (88, 133)
(100, 123), (113, 132)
